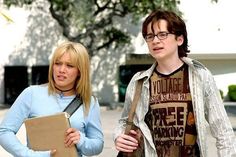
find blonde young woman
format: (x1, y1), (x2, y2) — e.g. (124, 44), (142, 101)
(0, 41), (104, 157)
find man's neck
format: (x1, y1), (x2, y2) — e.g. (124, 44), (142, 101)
(156, 57), (183, 75)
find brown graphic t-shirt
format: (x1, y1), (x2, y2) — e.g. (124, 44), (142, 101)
(145, 64), (200, 157)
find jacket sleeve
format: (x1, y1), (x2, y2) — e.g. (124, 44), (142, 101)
(76, 97), (104, 156)
(204, 69), (236, 157)
(0, 87), (50, 157)
(113, 72), (139, 142)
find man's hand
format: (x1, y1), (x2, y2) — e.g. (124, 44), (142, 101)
(115, 130), (139, 152)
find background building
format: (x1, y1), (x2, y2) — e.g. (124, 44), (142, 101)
(0, 0), (235, 106)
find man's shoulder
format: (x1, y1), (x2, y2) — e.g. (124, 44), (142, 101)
(182, 57), (206, 70)
(192, 59), (206, 70)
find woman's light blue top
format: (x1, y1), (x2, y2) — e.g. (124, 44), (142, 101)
(0, 84), (104, 157)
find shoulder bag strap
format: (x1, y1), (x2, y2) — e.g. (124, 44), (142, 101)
(63, 95), (83, 117)
(125, 79), (144, 134)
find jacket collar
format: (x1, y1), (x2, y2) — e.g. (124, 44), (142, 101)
(134, 62), (156, 82)
(134, 57), (206, 82)
(181, 57), (206, 70)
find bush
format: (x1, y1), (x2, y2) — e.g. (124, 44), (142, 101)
(228, 85), (236, 102)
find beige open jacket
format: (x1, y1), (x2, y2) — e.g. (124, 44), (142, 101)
(114, 57), (236, 157)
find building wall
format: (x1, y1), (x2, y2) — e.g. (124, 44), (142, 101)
(1, 0), (236, 105)
(0, 1), (65, 104)
(0, 1), (129, 106)
(196, 59), (236, 96)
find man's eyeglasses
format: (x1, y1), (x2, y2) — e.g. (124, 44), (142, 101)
(144, 32), (174, 42)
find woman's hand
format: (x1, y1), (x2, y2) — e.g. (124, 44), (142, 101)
(50, 149), (56, 157)
(115, 130), (139, 152)
(65, 128), (80, 147)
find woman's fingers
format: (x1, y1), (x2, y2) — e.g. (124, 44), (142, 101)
(50, 149), (56, 157)
(65, 128), (80, 147)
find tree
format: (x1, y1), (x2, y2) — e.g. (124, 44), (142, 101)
(3, 0), (218, 56)
(2, 0), (219, 104)
(0, 11), (14, 23)
(3, 0), (182, 56)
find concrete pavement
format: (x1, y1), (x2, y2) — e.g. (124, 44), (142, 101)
(1, 104), (236, 156)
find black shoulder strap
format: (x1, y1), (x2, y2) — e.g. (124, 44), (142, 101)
(63, 95), (83, 117)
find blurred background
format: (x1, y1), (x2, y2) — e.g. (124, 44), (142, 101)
(0, 0), (236, 107)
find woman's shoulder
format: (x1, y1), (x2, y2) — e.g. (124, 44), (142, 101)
(22, 84), (48, 95)
(13, 84), (49, 103)
(27, 83), (48, 90)
(90, 95), (98, 105)
(87, 96), (100, 111)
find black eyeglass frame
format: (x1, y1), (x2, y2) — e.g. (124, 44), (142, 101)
(144, 32), (175, 42)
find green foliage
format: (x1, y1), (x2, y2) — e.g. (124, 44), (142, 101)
(4, 0), (34, 7)
(3, 0), (216, 56)
(228, 85), (236, 101)
(116, 0), (181, 23)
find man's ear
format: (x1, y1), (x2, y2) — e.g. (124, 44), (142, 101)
(177, 35), (184, 46)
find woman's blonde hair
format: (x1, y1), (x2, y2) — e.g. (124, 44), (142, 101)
(48, 41), (92, 114)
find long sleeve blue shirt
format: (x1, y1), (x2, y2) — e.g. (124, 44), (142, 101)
(0, 84), (104, 157)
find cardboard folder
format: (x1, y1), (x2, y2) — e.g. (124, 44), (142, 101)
(24, 112), (78, 157)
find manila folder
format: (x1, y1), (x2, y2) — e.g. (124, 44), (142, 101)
(24, 112), (78, 157)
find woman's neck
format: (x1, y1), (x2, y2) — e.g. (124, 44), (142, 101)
(55, 86), (75, 97)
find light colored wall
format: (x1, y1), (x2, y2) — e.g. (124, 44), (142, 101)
(0, 1), (130, 105)
(0, 1), (64, 104)
(1, 0), (236, 105)
(196, 59), (236, 75)
(197, 59), (236, 95)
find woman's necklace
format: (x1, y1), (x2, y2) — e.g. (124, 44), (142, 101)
(55, 86), (74, 98)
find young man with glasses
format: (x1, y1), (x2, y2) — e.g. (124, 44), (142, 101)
(114, 10), (236, 157)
